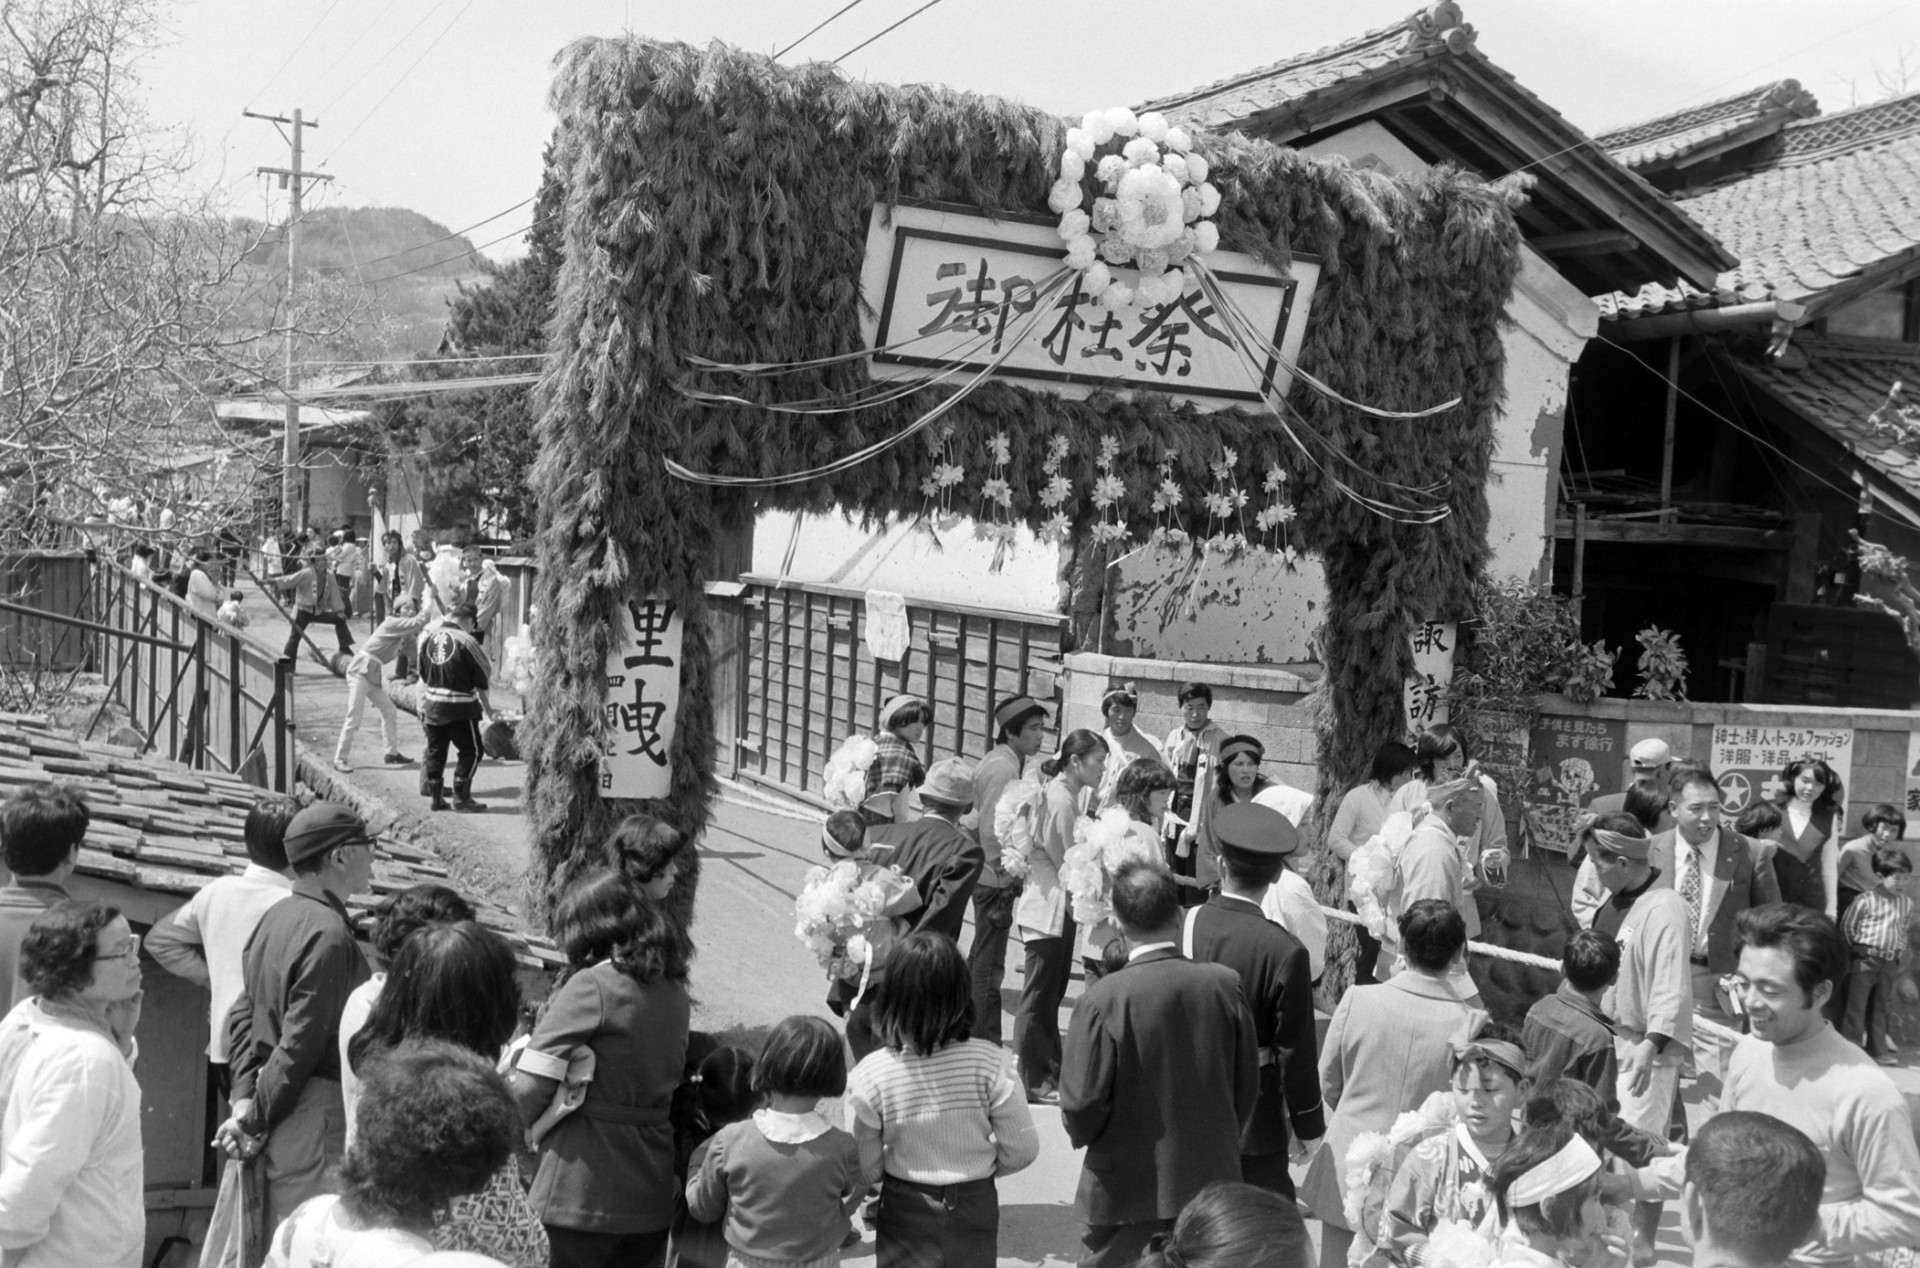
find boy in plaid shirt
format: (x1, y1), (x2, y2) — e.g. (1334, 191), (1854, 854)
(1840, 845), (1914, 1063)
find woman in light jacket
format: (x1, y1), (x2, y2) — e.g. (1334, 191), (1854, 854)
(0, 899), (145, 1268)
(1013, 728), (1106, 1105)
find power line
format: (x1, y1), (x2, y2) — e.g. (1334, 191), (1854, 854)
(835, 0), (945, 63)
(1594, 334), (1861, 506)
(1509, 2), (1908, 181)
(777, 0), (869, 59)
(320, 0), (477, 168)
(316, 0), (452, 121)
(246, 0), (348, 111)
(320, 196), (537, 271)
(366, 217), (549, 284)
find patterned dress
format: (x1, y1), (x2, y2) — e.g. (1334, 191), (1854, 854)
(1381, 1124), (1506, 1262)
(432, 1157), (549, 1268)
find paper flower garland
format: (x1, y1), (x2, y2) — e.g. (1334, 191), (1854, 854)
(1201, 446), (1250, 554)
(916, 422), (964, 538)
(1037, 435), (1072, 544)
(1089, 434), (1129, 544)
(1149, 447), (1189, 548)
(976, 431), (1018, 571)
(1255, 461), (1301, 569)
(1052, 107), (1221, 308)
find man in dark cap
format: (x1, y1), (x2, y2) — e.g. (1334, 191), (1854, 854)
(1180, 801), (1324, 1198)
(844, 756), (985, 1058)
(416, 601), (495, 812)
(217, 802), (375, 1233)
(967, 693), (1049, 1045)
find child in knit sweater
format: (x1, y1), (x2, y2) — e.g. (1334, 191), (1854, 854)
(686, 1016), (865, 1268)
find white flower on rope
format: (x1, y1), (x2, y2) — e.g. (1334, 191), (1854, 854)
(1089, 434), (1129, 544)
(1149, 447), (1190, 548)
(975, 431), (1018, 572)
(1253, 460), (1301, 569)
(1201, 445), (1249, 554)
(1037, 435), (1073, 544)
(1052, 107), (1221, 309)
(916, 422), (964, 538)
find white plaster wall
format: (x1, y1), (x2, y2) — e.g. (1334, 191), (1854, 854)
(753, 510), (1063, 614)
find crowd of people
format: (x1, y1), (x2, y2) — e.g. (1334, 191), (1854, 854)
(0, 682), (1909, 1268)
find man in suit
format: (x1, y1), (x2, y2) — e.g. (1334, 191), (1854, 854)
(845, 756), (985, 1057)
(1656, 768), (1780, 1050)
(1181, 802), (1324, 1198)
(1061, 859), (1258, 1268)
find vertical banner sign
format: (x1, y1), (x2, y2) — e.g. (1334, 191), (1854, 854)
(1405, 620), (1456, 734)
(1525, 716), (1630, 854)
(1907, 732), (1920, 817)
(1709, 725), (1854, 825)
(601, 597), (685, 799)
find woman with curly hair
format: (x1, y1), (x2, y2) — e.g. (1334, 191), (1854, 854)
(511, 869), (692, 1268)
(0, 899), (145, 1268)
(346, 921), (545, 1268)
(1079, 759), (1179, 978)
(265, 1040), (520, 1267)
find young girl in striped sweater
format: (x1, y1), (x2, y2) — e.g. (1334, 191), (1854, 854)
(847, 931), (1040, 1268)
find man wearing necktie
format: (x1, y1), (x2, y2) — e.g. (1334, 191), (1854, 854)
(1651, 769), (1782, 1060)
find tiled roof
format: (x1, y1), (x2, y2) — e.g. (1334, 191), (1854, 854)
(1138, 16), (1427, 131)
(1731, 334), (1920, 503)
(1602, 89), (1920, 321)
(0, 713), (561, 968)
(1597, 80), (1818, 171)
(1136, 4), (1732, 286)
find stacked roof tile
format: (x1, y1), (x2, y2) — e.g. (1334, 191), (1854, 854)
(1602, 89), (1920, 321)
(0, 712), (561, 969)
(1730, 334), (1920, 499)
(1597, 80), (1817, 172)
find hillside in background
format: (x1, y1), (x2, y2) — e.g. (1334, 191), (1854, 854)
(233, 205), (510, 361)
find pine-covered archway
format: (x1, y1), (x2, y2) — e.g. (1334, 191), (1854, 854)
(521, 37), (1524, 925)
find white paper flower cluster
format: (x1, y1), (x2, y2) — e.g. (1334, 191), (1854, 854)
(1050, 107), (1221, 308)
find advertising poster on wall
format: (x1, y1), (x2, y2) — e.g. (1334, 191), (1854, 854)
(1524, 715), (1630, 854)
(1709, 725), (1854, 826)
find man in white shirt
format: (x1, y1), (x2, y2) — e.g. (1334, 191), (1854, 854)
(145, 795), (298, 1091)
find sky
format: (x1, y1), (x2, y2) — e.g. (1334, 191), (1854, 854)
(137, 0), (1919, 264)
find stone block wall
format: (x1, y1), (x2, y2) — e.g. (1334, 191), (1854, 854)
(1061, 652), (1321, 792)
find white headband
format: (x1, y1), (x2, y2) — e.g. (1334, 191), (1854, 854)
(1506, 1134), (1602, 1208)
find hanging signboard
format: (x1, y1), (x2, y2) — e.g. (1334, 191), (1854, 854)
(1709, 724), (1853, 825)
(1404, 620), (1455, 733)
(601, 596), (685, 799)
(859, 201), (1319, 409)
(1524, 715), (1630, 855)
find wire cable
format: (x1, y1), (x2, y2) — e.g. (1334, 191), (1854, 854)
(1507, 2), (1908, 181)
(776, 0), (869, 58)
(317, 196), (537, 271)
(245, 0), (349, 111)
(1595, 334), (1860, 506)
(320, 0), (477, 168)
(366, 217), (550, 284)
(316, 0), (452, 121)
(834, 0), (944, 63)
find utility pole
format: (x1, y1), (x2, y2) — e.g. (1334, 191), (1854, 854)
(245, 108), (332, 536)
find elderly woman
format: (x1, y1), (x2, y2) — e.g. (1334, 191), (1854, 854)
(0, 899), (145, 1268)
(1299, 900), (1484, 1268)
(347, 922), (545, 1268)
(266, 1040), (521, 1267)
(511, 870), (691, 1268)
